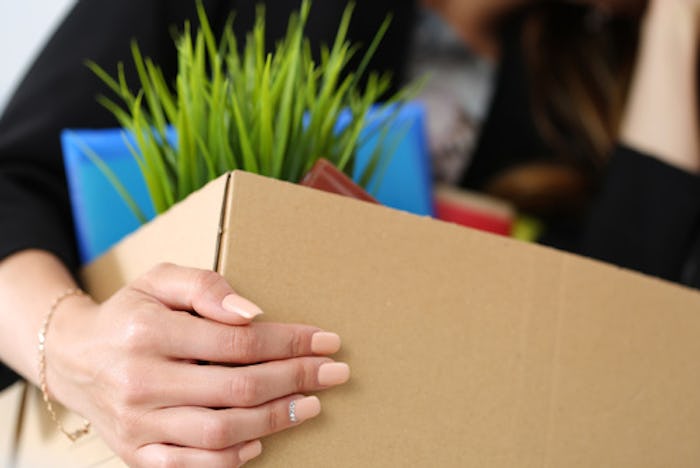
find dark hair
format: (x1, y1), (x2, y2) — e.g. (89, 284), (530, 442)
(481, 2), (642, 215)
(522, 2), (641, 168)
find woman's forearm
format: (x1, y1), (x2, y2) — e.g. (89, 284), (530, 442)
(0, 249), (82, 387)
(621, 0), (699, 173)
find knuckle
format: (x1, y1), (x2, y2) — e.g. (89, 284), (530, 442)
(135, 445), (182, 468)
(113, 363), (149, 405)
(200, 416), (230, 449)
(288, 330), (306, 357)
(294, 360), (309, 391)
(156, 452), (181, 468)
(120, 314), (155, 353)
(229, 327), (260, 362)
(149, 262), (175, 278)
(191, 269), (223, 298)
(229, 374), (259, 406)
(267, 404), (284, 433)
(113, 410), (140, 443)
(215, 327), (238, 358)
(136, 262), (174, 291)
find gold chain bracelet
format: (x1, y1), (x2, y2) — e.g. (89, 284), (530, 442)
(37, 287), (91, 442)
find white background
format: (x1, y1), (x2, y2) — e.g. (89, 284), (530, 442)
(0, 0), (76, 114)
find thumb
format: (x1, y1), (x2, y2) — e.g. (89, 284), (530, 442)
(133, 263), (263, 325)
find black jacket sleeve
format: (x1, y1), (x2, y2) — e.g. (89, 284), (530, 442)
(0, 0), (182, 271)
(580, 145), (700, 286)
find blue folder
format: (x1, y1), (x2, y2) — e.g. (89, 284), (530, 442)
(62, 101), (433, 264)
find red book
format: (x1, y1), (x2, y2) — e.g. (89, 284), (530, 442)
(300, 158), (378, 204)
(434, 185), (514, 236)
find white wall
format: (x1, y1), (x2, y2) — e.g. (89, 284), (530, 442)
(0, 0), (76, 114)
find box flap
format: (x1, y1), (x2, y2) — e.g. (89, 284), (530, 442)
(218, 171), (700, 467)
(82, 174), (230, 301)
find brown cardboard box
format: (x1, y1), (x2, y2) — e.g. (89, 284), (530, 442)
(8, 170), (700, 466)
(0, 382), (25, 465)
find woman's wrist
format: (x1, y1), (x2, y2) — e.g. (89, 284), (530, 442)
(43, 291), (100, 409)
(0, 251), (81, 385)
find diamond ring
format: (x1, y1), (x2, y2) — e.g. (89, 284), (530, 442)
(289, 400), (298, 423)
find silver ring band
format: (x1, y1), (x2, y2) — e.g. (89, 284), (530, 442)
(289, 400), (298, 423)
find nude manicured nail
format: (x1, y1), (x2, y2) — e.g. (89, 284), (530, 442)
(318, 362), (350, 386)
(290, 396), (321, 423)
(222, 294), (263, 319)
(239, 439), (262, 463)
(311, 332), (341, 355)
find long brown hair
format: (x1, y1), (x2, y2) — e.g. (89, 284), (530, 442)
(484, 2), (644, 215)
(523, 2), (641, 168)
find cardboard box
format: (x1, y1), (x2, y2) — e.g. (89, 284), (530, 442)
(9, 170), (700, 466)
(3, 383), (123, 468)
(0, 382), (25, 465)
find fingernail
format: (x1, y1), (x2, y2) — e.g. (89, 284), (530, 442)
(290, 396), (321, 423)
(239, 439), (262, 463)
(311, 332), (341, 355)
(318, 362), (350, 386)
(222, 294), (263, 319)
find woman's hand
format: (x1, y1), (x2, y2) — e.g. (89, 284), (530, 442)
(45, 263), (349, 467)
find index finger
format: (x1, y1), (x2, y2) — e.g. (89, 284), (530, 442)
(161, 314), (342, 363)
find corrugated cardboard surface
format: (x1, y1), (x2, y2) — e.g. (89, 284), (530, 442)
(219, 173), (700, 467)
(10, 171), (700, 466)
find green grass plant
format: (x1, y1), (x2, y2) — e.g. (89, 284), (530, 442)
(88, 0), (415, 219)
